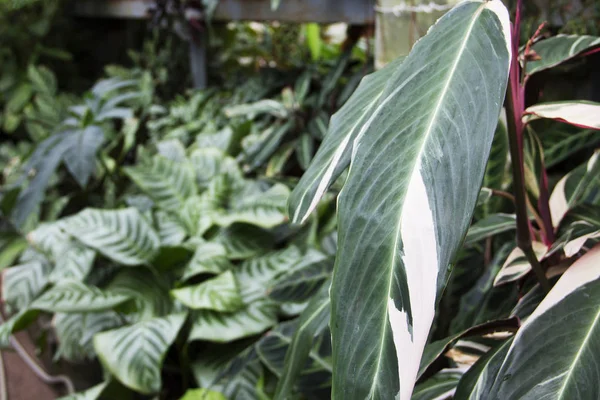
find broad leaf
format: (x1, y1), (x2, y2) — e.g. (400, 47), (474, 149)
(524, 101), (600, 130)
(288, 56), (405, 224)
(171, 271), (243, 312)
(156, 211), (187, 246)
(525, 34), (600, 76)
(61, 208), (160, 266)
(124, 155), (197, 212)
(319, 2), (511, 399)
(478, 245), (600, 399)
(49, 244), (96, 283)
(542, 124), (600, 168)
(30, 281), (131, 312)
(189, 301), (277, 343)
(190, 148), (241, 188)
(94, 313), (186, 394)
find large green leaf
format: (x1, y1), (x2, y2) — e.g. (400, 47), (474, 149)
(94, 313), (186, 394)
(474, 245), (600, 399)
(61, 208), (160, 266)
(542, 124), (600, 168)
(124, 155), (197, 212)
(524, 101), (600, 130)
(49, 244), (96, 283)
(30, 281), (131, 312)
(288, 56), (405, 224)
(179, 389), (227, 400)
(189, 301), (277, 343)
(171, 271), (242, 312)
(525, 34), (600, 76)
(312, 2), (511, 399)
(155, 211), (187, 246)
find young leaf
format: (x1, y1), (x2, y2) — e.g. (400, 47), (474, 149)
(61, 208), (160, 266)
(62, 126), (105, 188)
(326, 2), (511, 399)
(94, 313), (186, 394)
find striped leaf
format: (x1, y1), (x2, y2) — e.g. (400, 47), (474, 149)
(493, 242), (548, 286)
(30, 281), (131, 312)
(94, 313), (186, 394)
(411, 369), (464, 400)
(311, 2), (512, 399)
(61, 208), (160, 266)
(268, 251), (332, 303)
(211, 183), (290, 229)
(107, 269), (173, 320)
(475, 245), (600, 399)
(182, 242), (234, 281)
(235, 246), (303, 304)
(524, 101), (600, 130)
(480, 115), (510, 216)
(216, 224), (274, 260)
(190, 148), (242, 188)
(156, 211), (187, 246)
(53, 311), (123, 362)
(288, 56), (405, 224)
(2, 261), (50, 312)
(48, 244), (96, 283)
(464, 214), (516, 245)
(189, 301), (277, 343)
(525, 34), (600, 76)
(0, 309), (39, 348)
(124, 155), (197, 212)
(171, 271), (242, 312)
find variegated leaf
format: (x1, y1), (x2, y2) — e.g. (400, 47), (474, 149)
(171, 271), (242, 312)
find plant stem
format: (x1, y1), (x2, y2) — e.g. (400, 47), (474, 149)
(505, 69), (551, 294)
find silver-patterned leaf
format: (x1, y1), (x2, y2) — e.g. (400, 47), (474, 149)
(171, 271), (242, 312)
(61, 208), (160, 266)
(94, 313), (186, 394)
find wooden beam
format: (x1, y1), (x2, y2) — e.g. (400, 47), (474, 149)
(73, 0), (375, 24)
